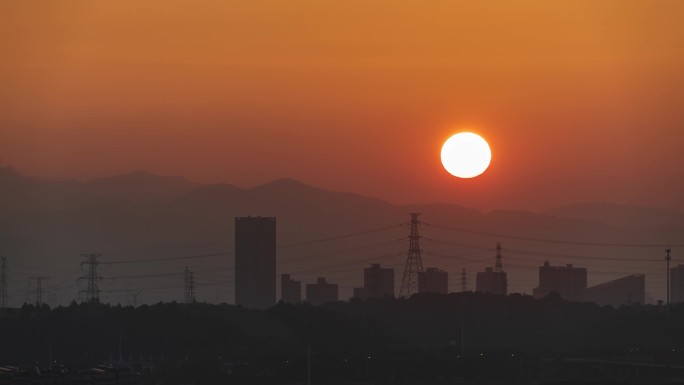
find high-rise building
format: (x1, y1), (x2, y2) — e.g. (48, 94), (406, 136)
(418, 267), (448, 294)
(533, 261), (587, 301)
(306, 277), (338, 306)
(235, 216), (276, 309)
(353, 263), (394, 300)
(586, 274), (645, 307)
(281, 274), (301, 304)
(476, 243), (508, 295)
(671, 264), (684, 303)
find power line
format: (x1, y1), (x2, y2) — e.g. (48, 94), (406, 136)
(49, 283), (78, 304)
(277, 224), (401, 248)
(97, 218), (671, 269)
(498, 252), (664, 272)
(423, 241), (670, 272)
(106, 271), (185, 280)
(284, 239), (400, 263)
(423, 238), (493, 251)
(503, 248), (662, 263)
(101, 252), (232, 265)
(99, 267), (235, 287)
(42, 218), (680, 303)
(289, 252), (403, 276)
(101, 234), (402, 269)
(429, 223), (684, 248)
(430, 251), (664, 277)
(106, 279), (234, 294)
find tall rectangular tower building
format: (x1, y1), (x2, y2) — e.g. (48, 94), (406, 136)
(235, 216), (276, 309)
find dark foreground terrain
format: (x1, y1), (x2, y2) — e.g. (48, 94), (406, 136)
(2, 292), (684, 384)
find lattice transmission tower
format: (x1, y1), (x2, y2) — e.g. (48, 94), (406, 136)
(184, 267), (195, 304)
(399, 213), (424, 297)
(29, 276), (49, 307)
(79, 254), (101, 303)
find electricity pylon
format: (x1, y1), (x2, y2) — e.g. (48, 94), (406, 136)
(399, 213), (424, 297)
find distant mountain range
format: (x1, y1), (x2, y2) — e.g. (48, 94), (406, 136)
(84, 171), (203, 203)
(545, 202), (684, 228)
(0, 166), (681, 307)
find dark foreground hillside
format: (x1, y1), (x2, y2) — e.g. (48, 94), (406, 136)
(2, 293), (684, 384)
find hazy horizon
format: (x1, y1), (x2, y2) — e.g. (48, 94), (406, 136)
(1, 163), (680, 307)
(3, 165), (684, 215)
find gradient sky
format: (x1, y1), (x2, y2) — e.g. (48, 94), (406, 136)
(2, 1), (683, 211)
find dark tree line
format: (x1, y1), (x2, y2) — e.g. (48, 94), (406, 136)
(1, 292), (683, 384)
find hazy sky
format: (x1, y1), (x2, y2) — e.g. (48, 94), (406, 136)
(2, 1), (683, 210)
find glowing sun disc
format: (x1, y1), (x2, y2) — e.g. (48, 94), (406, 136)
(441, 132), (491, 178)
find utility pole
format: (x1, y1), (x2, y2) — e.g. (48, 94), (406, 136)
(461, 268), (467, 292)
(400, 213), (424, 297)
(79, 254), (101, 303)
(1, 257), (7, 308)
(184, 267), (195, 304)
(29, 276), (49, 307)
(666, 248), (672, 305)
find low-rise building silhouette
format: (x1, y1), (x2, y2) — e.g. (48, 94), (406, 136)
(476, 243), (508, 295)
(418, 267), (448, 294)
(281, 274), (301, 304)
(476, 267), (508, 295)
(533, 261), (587, 301)
(586, 274), (645, 307)
(353, 263), (394, 300)
(306, 277), (338, 306)
(671, 264), (684, 303)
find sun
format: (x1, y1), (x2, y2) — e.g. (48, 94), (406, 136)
(440, 132), (491, 178)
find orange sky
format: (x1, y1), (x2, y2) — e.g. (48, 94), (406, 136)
(1, 1), (683, 210)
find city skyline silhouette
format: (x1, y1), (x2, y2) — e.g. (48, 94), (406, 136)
(0, 167), (679, 309)
(2, 1), (684, 383)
